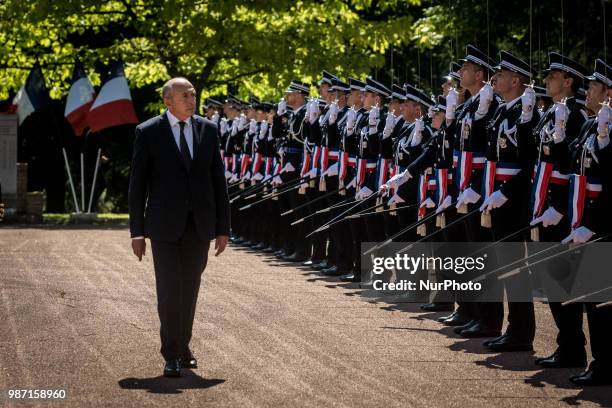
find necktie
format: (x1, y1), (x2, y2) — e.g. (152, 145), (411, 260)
(178, 121), (191, 171)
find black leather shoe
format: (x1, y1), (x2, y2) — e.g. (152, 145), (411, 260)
(453, 319), (477, 334)
(487, 336), (533, 352)
(483, 334), (507, 348)
(180, 356), (198, 369)
(322, 265), (344, 276)
(339, 272), (355, 282)
(444, 313), (473, 327)
(252, 242), (268, 250)
(312, 260), (329, 270)
(303, 260), (314, 266)
(438, 311), (457, 322)
(460, 322), (501, 338)
(420, 302), (454, 312)
(570, 369), (612, 386)
(262, 246), (278, 253)
(283, 252), (308, 263)
(163, 359), (182, 377)
(275, 250), (289, 258)
(536, 351), (587, 368)
(232, 237), (246, 244)
(240, 240), (254, 247)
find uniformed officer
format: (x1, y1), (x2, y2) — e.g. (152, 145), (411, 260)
(477, 51), (540, 352)
(534, 59), (611, 383)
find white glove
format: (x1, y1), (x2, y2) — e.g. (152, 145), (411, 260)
(329, 102), (339, 124)
(355, 186), (374, 201)
(552, 101), (569, 143)
(346, 177), (357, 189)
(211, 112), (219, 123)
(238, 114), (248, 130)
(410, 118), (424, 146)
(308, 100), (319, 124)
(420, 197), (436, 209)
(251, 172), (264, 181)
(224, 170), (233, 179)
(384, 171), (411, 191)
(323, 162), (338, 177)
(280, 162), (296, 174)
(436, 195), (452, 214)
(597, 104), (612, 138)
(241, 170), (251, 181)
(382, 112), (396, 139)
(446, 88), (458, 121)
(277, 98), (287, 115)
(479, 190), (508, 211)
(230, 120), (239, 136)
(258, 121), (268, 139)
(427, 105), (435, 119)
(562, 226), (594, 244)
(229, 174), (239, 183)
(476, 83), (494, 118)
(220, 118), (228, 135)
(530, 206), (563, 227)
(520, 86), (536, 123)
(272, 175), (283, 186)
(346, 108), (357, 134)
(368, 106), (380, 126)
(455, 187), (481, 208)
(388, 193), (405, 205)
(306, 167), (318, 179)
(248, 119), (257, 135)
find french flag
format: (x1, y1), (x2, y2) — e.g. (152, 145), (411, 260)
(87, 61), (138, 132)
(64, 61), (95, 136)
(11, 64), (50, 125)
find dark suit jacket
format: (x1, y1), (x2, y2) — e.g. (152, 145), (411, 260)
(128, 112), (230, 242)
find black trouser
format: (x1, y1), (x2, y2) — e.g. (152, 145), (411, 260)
(327, 175), (353, 271)
(306, 181), (328, 262)
(538, 220), (587, 355)
(487, 188), (535, 342)
(151, 214), (210, 361)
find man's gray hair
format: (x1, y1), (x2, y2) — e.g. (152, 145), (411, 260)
(162, 77), (192, 98)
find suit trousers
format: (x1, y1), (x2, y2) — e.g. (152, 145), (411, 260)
(151, 213), (210, 361)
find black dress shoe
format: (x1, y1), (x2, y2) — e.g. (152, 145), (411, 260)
(303, 260), (314, 266)
(438, 310), (457, 322)
(322, 265), (344, 276)
(570, 369), (612, 386)
(339, 272), (355, 282)
(240, 240), (254, 247)
(283, 252), (308, 263)
(483, 334), (507, 348)
(232, 237), (246, 244)
(180, 356), (198, 369)
(453, 319), (477, 334)
(312, 260), (329, 270)
(275, 250), (289, 258)
(460, 322), (501, 338)
(444, 313), (473, 326)
(262, 246), (278, 253)
(487, 336), (533, 352)
(252, 242), (268, 250)
(163, 359), (182, 377)
(536, 351), (587, 368)
(420, 302), (454, 312)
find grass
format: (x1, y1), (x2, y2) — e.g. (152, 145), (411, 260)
(42, 213), (129, 225)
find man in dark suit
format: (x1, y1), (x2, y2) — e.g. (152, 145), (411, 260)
(128, 77), (230, 377)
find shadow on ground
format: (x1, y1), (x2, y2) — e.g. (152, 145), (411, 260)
(118, 371), (225, 394)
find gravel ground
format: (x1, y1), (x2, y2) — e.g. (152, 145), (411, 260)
(0, 226), (610, 407)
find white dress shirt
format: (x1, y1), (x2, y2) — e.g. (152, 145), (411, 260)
(166, 109), (194, 158)
(132, 110), (194, 240)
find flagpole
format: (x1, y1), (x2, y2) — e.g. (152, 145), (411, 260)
(87, 146), (101, 213)
(80, 151), (85, 212)
(62, 147), (80, 213)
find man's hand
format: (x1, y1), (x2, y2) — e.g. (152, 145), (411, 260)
(215, 235), (229, 256)
(132, 238), (146, 261)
